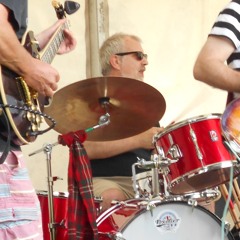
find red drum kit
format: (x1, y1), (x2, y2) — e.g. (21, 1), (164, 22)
(116, 114), (239, 240)
(31, 77), (240, 239)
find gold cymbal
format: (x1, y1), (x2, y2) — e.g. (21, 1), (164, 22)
(44, 77), (166, 141)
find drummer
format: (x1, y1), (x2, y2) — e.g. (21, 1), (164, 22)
(83, 33), (163, 211)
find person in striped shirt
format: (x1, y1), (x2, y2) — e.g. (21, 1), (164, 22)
(193, 1), (240, 238)
(193, 0), (240, 104)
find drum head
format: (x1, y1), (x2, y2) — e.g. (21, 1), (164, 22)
(97, 200), (234, 240)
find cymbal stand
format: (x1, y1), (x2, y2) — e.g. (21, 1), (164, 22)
(28, 113), (110, 239)
(44, 143), (57, 240)
(30, 143), (60, 240)
(85, 113), (110, 132)
(29, 113), (111, 157)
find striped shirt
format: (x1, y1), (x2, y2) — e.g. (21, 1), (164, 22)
(0, 151), (43, 239)
(210, 0), (240, 99)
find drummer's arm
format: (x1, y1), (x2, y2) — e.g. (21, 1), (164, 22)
(84, 127), (162, 159)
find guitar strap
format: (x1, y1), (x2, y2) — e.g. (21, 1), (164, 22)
(0, 108), (11, 164)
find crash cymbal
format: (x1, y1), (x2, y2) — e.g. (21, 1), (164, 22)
(44, 77), (166, 141)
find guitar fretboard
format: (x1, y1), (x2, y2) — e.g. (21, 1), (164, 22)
(41, 21), (69, 64)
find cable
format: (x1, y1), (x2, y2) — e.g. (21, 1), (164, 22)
(0, 104), (56, 137)
(0, 107), (11, 164)
(221, 164), (234, 240)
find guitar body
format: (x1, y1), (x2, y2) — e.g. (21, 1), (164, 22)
(0, 63), (45, 145)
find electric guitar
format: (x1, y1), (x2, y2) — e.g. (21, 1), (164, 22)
(0, 1), (69, 145)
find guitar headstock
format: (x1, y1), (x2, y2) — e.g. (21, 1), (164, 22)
(52, 1), (66, 19)
(52, 1), (80, 19)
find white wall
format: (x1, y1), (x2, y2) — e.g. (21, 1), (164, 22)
(23, 0), (230, 192)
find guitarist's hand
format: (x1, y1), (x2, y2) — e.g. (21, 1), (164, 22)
(36, 19), (77, 55)
(58, 28), (77, 54)
(23, 58), (60, 98)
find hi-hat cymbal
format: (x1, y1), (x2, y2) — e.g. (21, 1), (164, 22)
(44, 77), (166, 141)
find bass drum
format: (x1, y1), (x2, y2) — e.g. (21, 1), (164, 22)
(97, 199), (234, 240)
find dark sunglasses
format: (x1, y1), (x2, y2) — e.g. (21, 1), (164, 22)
(115, 51), (148, 60)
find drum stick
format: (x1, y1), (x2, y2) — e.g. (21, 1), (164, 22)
(232, 186), (240, 214)
(233, 178), (240, 212)
(220, 184), (240, 229)
(233, 178), (240, 201)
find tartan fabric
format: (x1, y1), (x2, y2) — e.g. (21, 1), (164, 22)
(58, 130), (98, 240)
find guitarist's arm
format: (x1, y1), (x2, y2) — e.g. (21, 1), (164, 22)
(36, 18), (76, 54)
(0, 4), (76, 98)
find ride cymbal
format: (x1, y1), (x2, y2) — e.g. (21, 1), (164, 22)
(44, 77), (166, 141)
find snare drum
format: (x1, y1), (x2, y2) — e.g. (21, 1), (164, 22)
(155, 114), (240, 194)
(37, 191), (102, 240)
(97, 199), (234, 240)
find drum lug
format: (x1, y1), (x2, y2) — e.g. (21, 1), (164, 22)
(146, 201), (156, 217)
(155, 145), (182, 166)
(190, 127), (203, 161)
(187, 198), (198, 209)
(98, 232), (126, 240)
(114, 232), (126, 240)
(224, 222), (231, 235)
(162, 133), (183, 163)
(168, 144), (183, 161)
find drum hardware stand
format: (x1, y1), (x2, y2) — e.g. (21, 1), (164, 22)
(132, 153), (174, 199)
(30, 143), (61, 240)
(153, 134), (182, 166)
(132, 162), (144, 198)
(28, 113), (110, 239)
(44, 143), (58, 240)
(132, 157), (160, 198)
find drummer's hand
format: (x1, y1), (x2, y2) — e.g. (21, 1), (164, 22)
(135, 127), (164, 149)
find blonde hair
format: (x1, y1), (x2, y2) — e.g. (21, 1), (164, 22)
(100, 33), (142, 76)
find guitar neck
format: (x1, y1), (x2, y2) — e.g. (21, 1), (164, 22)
(40, 20), (69, 64)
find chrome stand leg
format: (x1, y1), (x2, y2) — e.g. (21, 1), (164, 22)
(43, 144), (56, 240)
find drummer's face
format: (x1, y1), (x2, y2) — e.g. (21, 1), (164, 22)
(118, 37), (148, 81)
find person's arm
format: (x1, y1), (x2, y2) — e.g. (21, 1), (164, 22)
(36, 19), (77, 54)
(193, 35), (240, 92)
(0, 4), (75, 97)
(84, 127), (163, 159)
